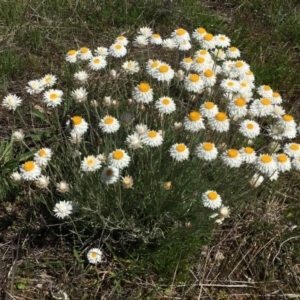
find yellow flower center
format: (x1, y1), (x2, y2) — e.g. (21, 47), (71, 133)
(290, 143), (300, 151)
(104, 117), (114, 124)
(235, 61), (244, 68)
(273, 92), (280, 98)
(235, 98), (246, 107)
(189, 74), (200, 82)
(151, 61), (159, 68)
(263, 85), (271, 91)
(45, 76), (51, 83)
(204, 70), (214, 78)
(24, 161), (35, 172)
(148, 131), (157, 138)
(208, 191), (218, 201)
(197, 27), (206, 34)
(244, 147), (254, 154)
(228, 149), (238, 158)
(39, 149), (46, 157)
(176, 28), (186, 36)
(283, 114), (293, 122)
(261, 98), (271, 106)
(204, 33), (213, 41)
(115, 44), (122, 50)
(72, 116), (82, 125)
(117, 36), (125, 41)
(240, 82), (247, 87)
(246, 70), (253, 76)
(230, 46), (237, 52)
(113, 150), (124, 160)
(87, 158), (95, 166)
(227, 81), (234, 87)
(153, 33), (160, 38)
(196, 57), (205, 64)
(91, 252), (98, 258)
(106, 169), (113, 176)
(139, 83), (150, 92)
(277, 154), (287, 163)
(50, 93), (58, 100)
(68, 50), (76, 56)
(189, 111), (201, 121)
(159, 65), (169, 73)
(216, 112), (227, 122)
(247, 123), (254, 130)
(219, 35), (226, 41)
(162, 98), (170, 105)
(176, 144), (186, 152)
(203, 142), (213, 151)
(205, 102), (214, 109)
(80, 47), (89, 54)
(164, 181), (172, 189)
(199, 49), (208, 55)
(185, 57), (192, 63)
(261, 155), (272, 163)
(93, 58), (101, 64)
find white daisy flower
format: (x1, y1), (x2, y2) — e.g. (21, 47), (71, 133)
(221, 149), (243, 168)
(200, 33), (216, 49)
(34, 148), (52, 167)
(40, 74), (57, 87)
(108, 149), (131, 169)
(146, 59), (162, 76)
(249, 98), (274, 117)
(180, 57), (193, 71)
(94, 46), (109, 56)
(26, 80), (44, 94)
(2, 94), (22, 111)
(35, 175), (50, 189)
(202, 190), (222, 209)
(99, 115), (120, 133)
(150, 33), (162, 44)
(272, 105), (286, 118)
(10, 171), (22, 182)
(139, 27), (153, 37)
(126, 132), (143, 150)
(209, 112), (230, 132)
(184, 73), (204, 93)
(177, 40), (192, 51)
(175, 69), (185, 81)
(101, 166), (119, 184)
(249, 173), (264, 187)
(215, 34), (231, 48)
(274, 153), (291, 172)
(87, 248), (103, 264)
(195, 142), (218, 161)
(134, 35), (149, 47)
(239, 147), (256, 164)
(71, 87), (88, 103)
(220, 79), (239, 94)
(109, 43), (127, 57)
(152, 63), (174, 82)
(43, 89), (63, 108)
(278, 114), (296, 129)
(53, 200), (73, 219)
(225, 46), (241, 59)
(141, 130), (163, 147)
(192, 27), (207, 42)
(271, 92), (283, 105)
(155, 96), (176, 114)
(169, 143), (189, 162)
(12, 130), (25, 142)
(69, 132), (84, 144)
(228, 97), (248, 118)
(283, 143), (300, 158)
(191, 56), (212, 73)
(122, 60), (140, 74)
(20, 161), (42, 181)
(256, 154), (277, 175)
(89, 56), (107, 71)
(213, 48), (226, 60)
(65, 49), (77, 63)
(115, 35), (129, 46)
(78, 47), (93, 60)
(56, 181), (70, 193)
(70, 116), (89, 135)
(81, 155), (101, 172)
(202, 69), (217, 87)
(257, 85), (273, 98)
(239, 120), (260, 139)
(162, 38), (176, 49)
(292, 157), (300, 171)
(200, 102), (218, 118)
(135, 123), (148, 136)
(184, 111), (205, 132)
(171, 28), (190, 44)
(74, 70), (89, 83)
(132, 83), (153, 104)
(230, 60), (250, 77)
